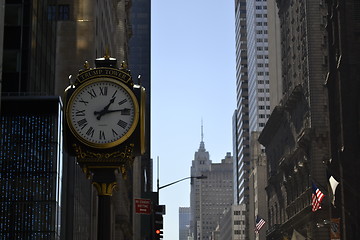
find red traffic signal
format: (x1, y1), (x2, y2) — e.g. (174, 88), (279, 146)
(155, 229), (163, 239)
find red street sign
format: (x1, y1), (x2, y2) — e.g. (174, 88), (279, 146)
(135, 198), (152, 215)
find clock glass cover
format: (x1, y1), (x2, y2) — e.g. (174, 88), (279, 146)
(67, 78), (139, 148)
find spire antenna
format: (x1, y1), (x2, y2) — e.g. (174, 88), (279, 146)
(201, 118), (204, 142)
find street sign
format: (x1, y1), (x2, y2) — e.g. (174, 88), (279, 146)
(134, 198), (152, 215)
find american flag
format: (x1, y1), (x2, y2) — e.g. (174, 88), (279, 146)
(254, 215), (266, 233)
(312, 183), (325, 212)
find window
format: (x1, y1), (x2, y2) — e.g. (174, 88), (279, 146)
(48, 5), (57, 20)
(58, 5), (70, 20)
(48, 5), (70, 21)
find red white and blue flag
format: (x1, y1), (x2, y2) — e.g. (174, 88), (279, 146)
(255, 215), (266, 233)
(312, 183), (325, 212)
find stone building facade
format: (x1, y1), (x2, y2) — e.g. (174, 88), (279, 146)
(258, 0), (331, 239)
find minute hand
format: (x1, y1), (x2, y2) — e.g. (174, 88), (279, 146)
(103, 108), (131, 115)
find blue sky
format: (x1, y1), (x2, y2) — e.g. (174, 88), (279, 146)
(151, 0), (236, 239)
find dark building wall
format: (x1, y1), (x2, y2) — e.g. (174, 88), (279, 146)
(325, 0), (360, 239)
(0, 96), (62, 239)
(2, 1), (57, 94)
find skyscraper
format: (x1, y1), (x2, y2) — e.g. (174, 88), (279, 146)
(233, 0), (250, 206)
(0, 96), (63, 239)
(190, 131), (234, 240)
(2, 0), (57, 95)
(0, 1), (61, 238)
(179, 207), (191, 240)
(234, 0), (277, 239)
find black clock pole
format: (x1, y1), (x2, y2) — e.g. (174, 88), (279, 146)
(92, 168), (117, 240)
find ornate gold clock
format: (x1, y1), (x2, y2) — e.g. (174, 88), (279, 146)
(66, 77), (139, 149)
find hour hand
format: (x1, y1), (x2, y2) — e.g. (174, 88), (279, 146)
(94, 97), (116, 119)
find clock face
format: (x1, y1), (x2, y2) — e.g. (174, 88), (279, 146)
(66, 78), (139, 148)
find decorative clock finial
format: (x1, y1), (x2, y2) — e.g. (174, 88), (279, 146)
(84, 61), (90, 69)
(104, 47), (110, 60)
(120, 61), (128, 69)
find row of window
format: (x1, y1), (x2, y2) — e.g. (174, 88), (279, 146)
(257, 30), (268, 34)
(256, 13), (268, 18)
(257, 71), (270, 76)
(257, 47), (269, 51)
(258, 80), (270, 84)
(257, 63), (269, 67)
(257, 38), (268, 43)
(258, 88), (270, 93)
(259, 105), (271, 110)
(257, 55), (269, 59)
(48, 5), (70, 21)
(256, 22), (268, 26)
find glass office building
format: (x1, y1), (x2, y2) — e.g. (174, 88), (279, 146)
(0, 96), (63, 239)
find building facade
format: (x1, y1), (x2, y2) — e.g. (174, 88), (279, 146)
(179, 207), (191, 240)
(325, 0), (360, 238)
(233, 0), (250, 207)
(248, 132), (267, 240)
(0, 96), (63, 239)
(190, 144), (234, 240)
(219, 204), (247, 240)
(258, 0), (331, 239)
(190, 135), (212, 240)
(234, 0), (280, 239)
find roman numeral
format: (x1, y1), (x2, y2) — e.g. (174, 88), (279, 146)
(112, 129), (118, 137)
(79, 98), (89, 106)
(118, 99), (127, 105)
(77, 118), (88, 130)
(87, 89), (97, 99)
(99, 130), (106, 140)
(121, 108), (131, 115)
(117, 119), (128, 129)
(75, 109), (85, 116)
(86, 127), (95, 137)
(99, 86), (108, 96)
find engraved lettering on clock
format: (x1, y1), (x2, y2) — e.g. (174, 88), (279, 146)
(75, 109), (86, 116)
(86, 127), (95, 137)
(88, 88), (97, 99)
(118, 99), (127, 105)
(117, 119), (128, 129)
(99, 130), (106, 140)
(99, 86), (108, 96)
(77, 118), (88, 129)
(79, 98), (89, 106)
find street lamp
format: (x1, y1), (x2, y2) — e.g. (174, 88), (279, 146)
(158, 175), (207, 191)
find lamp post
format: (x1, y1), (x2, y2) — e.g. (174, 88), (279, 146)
(157, 175), (207, 191)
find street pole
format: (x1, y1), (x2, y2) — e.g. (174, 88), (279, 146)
(158, 175), (207, 190)
(92, 168), (118, 240)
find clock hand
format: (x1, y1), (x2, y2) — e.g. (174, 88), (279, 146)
(94, 97), (116, 120)
(95, 108), (131, 120)
(105, 108), (131, 115)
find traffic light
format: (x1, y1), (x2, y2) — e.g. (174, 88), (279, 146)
(154, 205), (165, 239)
